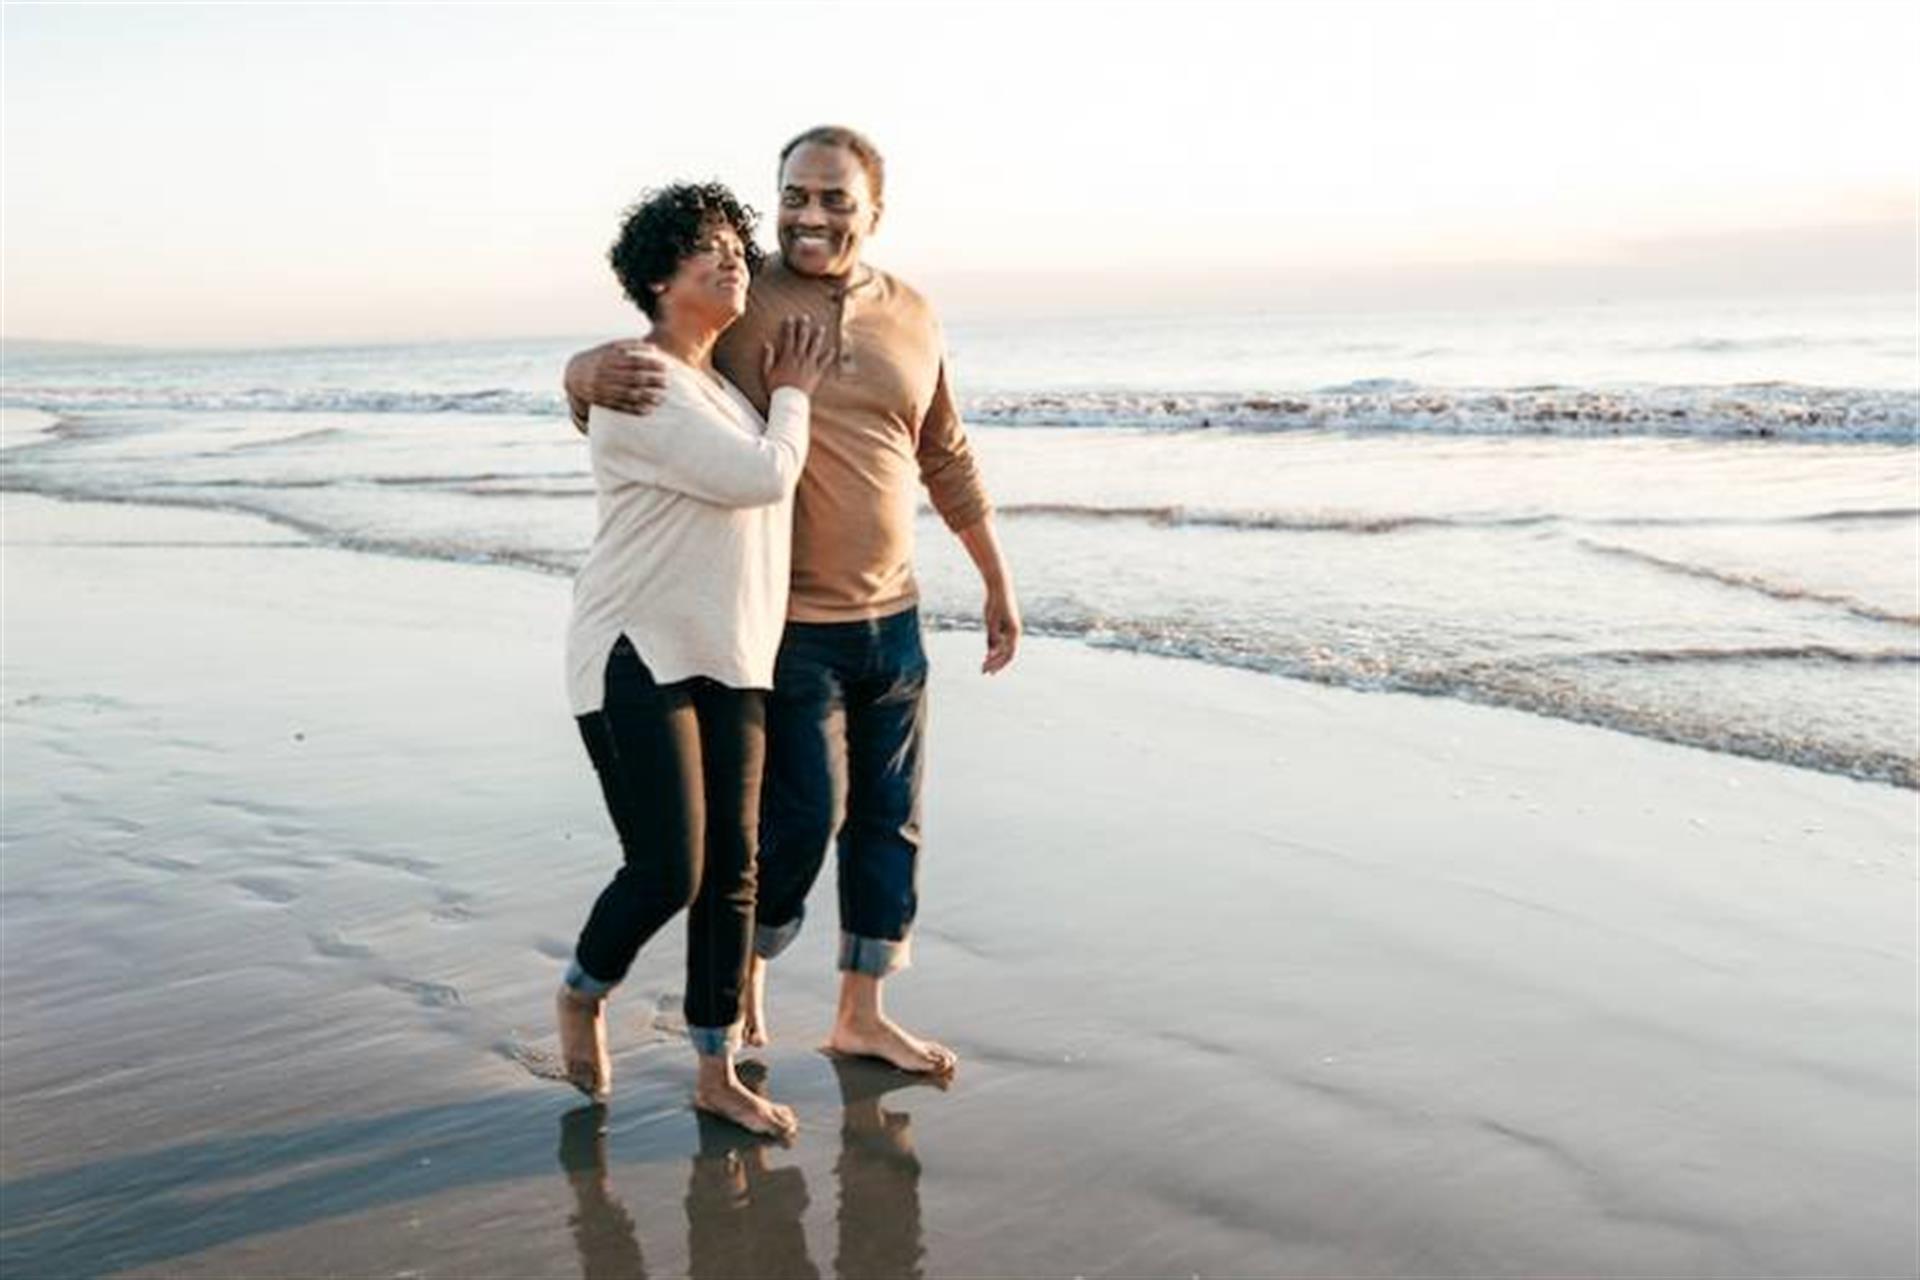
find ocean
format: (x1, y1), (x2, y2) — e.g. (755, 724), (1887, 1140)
(4, 293), (1916, 786)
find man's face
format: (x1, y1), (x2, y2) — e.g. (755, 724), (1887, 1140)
(777, 143), (880, 278)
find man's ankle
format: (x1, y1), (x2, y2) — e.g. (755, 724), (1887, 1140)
(836, 1005), (888, 1033)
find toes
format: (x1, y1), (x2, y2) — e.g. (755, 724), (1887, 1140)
(696, 1088), (797, 1140)
(567, 1063), (609, 1101)
(746, 1102), (796, 1139)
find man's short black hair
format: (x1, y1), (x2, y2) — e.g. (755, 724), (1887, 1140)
(607, 182), (764, 320)
(778, 125), (886, 204)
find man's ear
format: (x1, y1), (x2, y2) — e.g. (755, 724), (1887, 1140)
(867, 202), (885, 237)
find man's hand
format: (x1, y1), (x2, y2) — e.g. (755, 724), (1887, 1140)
(982, 584), (1022, 675)
(564, 340), (670, 428)
(956, 518), (1020, 675)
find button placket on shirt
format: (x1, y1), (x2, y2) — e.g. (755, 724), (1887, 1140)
(834, 269), (874, 377)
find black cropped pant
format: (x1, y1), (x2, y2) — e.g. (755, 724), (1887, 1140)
(570, 638), (764, 1047)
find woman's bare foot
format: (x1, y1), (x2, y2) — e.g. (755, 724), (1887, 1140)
(555, 985), (611, 1102)
(827, 1012), (957, 1076)
(693, 1056), (798, 1140)
(741, 955), (770, 1048)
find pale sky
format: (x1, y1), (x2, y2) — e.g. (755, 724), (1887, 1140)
(3, 1), (1915, 345)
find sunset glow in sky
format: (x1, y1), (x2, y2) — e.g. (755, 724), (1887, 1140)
(3, 1), (1914, 344)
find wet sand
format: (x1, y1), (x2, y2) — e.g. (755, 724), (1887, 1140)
(2, 491), (1914, 1279)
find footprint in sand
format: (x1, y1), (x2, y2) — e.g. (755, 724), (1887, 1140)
(230, 875), (300, 905)
(67, 806), (145, 835)
(349, 849), (439, 878)
(307, 930), (374, 961)
(206, 795), (306, 820)
(532, 937), (573, 961)
(113, 849), (199, 874)
(646, 991), (686, 1040)
(33, 737), (110, 771)
(497, 1036), (572, 1086)
(382, 976), (466, 1009)
(261, 852), (332, 871)
(430, 888), (478, 924)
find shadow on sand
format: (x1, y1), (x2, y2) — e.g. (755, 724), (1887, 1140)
(561, 1055), (938, 1280)
(2, 1056), (939, 1278)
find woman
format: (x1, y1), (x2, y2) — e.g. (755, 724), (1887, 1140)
(558, 182), (830, 1138)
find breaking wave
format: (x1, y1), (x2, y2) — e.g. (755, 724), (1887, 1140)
(0, 386), (563, 417)
(992, 502), (1918, 540)
(1576, 540), (1920, 625)
(5, 381), (1917, 442)
(919, 606), (1920, 788)
(964, 384), (1919, 441)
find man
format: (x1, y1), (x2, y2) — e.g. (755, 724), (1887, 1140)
(564, 126), (1019, 1074)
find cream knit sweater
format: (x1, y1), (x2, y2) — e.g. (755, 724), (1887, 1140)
(566, 361), (809, 713)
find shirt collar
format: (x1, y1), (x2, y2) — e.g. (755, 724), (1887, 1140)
(765, 256), (876, 296)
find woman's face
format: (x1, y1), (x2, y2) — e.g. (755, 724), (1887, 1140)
(658, 221), (750, 323)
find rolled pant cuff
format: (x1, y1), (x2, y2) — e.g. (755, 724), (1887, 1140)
(687, 1021), (741, 1057)
(564, 958), (618, 998)
(754, 913), (804, 961)
(838, 932), (912, 977)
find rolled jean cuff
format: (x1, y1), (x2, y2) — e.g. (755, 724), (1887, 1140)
(839, 932), (912, 978)
(688, 1021), (741, 1057)
(754, 913), (804, 961)
(564, 958), (617, 998)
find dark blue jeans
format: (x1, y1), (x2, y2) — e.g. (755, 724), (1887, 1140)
(753, 608), (928, 977)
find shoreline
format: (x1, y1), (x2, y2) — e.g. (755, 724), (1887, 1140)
(5, 452), (1914, 791)
(3, 492), (1914, 1278)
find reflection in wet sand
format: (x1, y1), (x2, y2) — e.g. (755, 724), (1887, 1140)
(831, 1055), (935, 1280)
(558, 1104), (647, 1280)
(554, 1059), (938, 1280)
(686, 1108), (819, 1280)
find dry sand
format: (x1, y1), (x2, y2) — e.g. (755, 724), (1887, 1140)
(2, 492), (1914, 1278)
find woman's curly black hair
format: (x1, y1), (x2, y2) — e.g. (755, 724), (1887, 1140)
(608, 182), (765, 320)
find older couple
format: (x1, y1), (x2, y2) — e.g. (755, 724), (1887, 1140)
(555, 126), (1020, 1137)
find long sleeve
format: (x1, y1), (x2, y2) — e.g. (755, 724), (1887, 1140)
(590, 382), (810, 509)
(915, 359), (992, 531)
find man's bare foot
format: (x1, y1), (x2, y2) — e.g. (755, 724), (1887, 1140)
(693, 1058), (798, 1139)
(827, 1013), (957, 1076)
(741, 955), (770, 1048)
(555, 986), (611, 1102)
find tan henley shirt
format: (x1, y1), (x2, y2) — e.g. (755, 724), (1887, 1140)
(710, 258), (992, 623)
